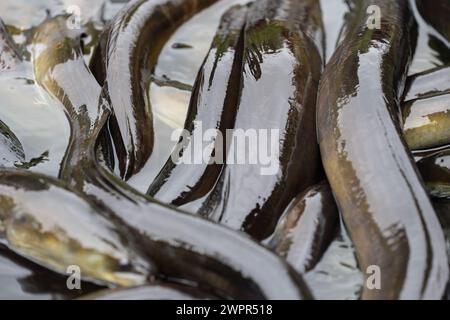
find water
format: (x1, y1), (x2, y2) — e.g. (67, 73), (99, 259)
(0, 0), (448, 300)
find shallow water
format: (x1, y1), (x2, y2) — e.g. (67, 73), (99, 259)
(0, 0), (448, 300)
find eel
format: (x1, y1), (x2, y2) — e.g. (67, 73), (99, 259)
(0, 18), (21, 70)
(80, 283), (214, 300)
(32, 15), (311, 300)
(203, 0), (325, 240)
(401, 66), (450, 151)
(417, 150), (450, 199)
(91, 0), (218, 180)
(0, 170), (151, 287)
(403, 93), (450, 150)
(147, 4), (247, 211)
(317, 0), (448, 299)
(416, 0), (450, 42)
(268, 182), (338, 273)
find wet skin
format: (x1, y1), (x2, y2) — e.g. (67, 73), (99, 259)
(403, 93), (450, 151)
(416, 0), (450, 42)
(202, 0), (325, 241)
(417, 150), (450, 199)
(401, 66), (450, 151)
(91, 0), (218, 180)
(268, 182), (338, 273)
(0, 170), (151, 287)
(31, 15), (311, 300)
(80, 283), (215, 300)
(317, 0), (448, 299)
(147, 5), (247, 213)
(0, 18), (21, 70)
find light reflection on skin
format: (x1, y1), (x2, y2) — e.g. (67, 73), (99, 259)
(0, 0), (447, 300)
(335, 45), (437, 298)
(408, 0), (449, 74)
(0, 178), (149, 287)
(403, 94), (450, 150)
(219, 46), (297, 230)
(128, 0), (252, 191)
(318, 0), (448, 299)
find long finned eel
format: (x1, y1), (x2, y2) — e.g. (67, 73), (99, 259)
(416, 0), (450, 42)
(203, 0), (324, 240)
(0, 18), (22, 70)
(317, 0), (448, 299)
(91, 0), (218, 180)
(268, 182), (339, 273)
(147, 5), (247, 210)
(32, 16), (311, 299)
(401, 66), (450, 151)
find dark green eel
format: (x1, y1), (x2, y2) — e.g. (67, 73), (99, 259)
(202, 0), (325, 241)
(147, 4), (247, 212)
(31, 15), (311, 300)
(91, 0), (218, 180)
(317, 0), (448, 299)
(268, 182), (338, 273)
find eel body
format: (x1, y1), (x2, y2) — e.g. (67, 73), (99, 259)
(92, 0), (218, 179)
(317, 0), (448, 299)
(205, 0), (325, 241)
(147, 4), (247, 211)
(402, 66), (450, 151)
(32, 14), (311, 300)
(268, 182), (338, 273)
